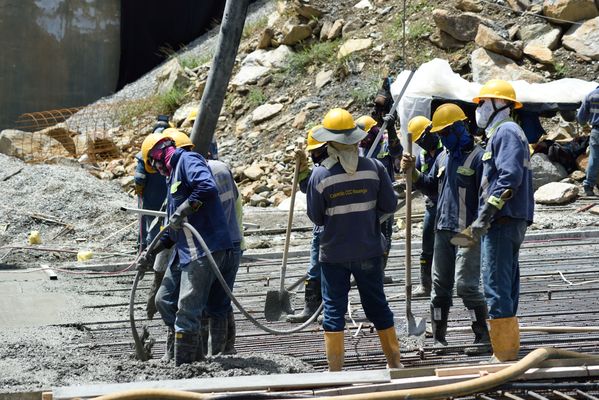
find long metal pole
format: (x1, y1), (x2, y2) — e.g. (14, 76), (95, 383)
(190, 0), (250, 156)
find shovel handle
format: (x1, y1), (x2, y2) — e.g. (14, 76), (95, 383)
(405, 133), (413, 288)
(280, 152), (301, 292)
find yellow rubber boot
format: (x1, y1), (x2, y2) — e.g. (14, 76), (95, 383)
(324, 331), (344, 371)
(377, 326), (403, 368)
(487, 316), (520, 362)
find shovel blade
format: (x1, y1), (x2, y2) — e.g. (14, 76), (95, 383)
(450, 227), (477, 247)
(407, 315), (427, 337)
(264, 290), (295, 321)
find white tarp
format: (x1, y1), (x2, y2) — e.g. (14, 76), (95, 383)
(390, 58), (598, 140)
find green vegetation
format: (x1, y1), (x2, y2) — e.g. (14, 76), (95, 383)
(247, 87), (267, 107)
(407, 21), (432, 40)
(554, 62), (570, 78)
(156, 86), (187, 115)
(286, 40), (340, 74)
(350, 73), (383, 106)
(117, 87), (187, 128)
(243, 15), (268, 39)
(179, 52), (213, 70)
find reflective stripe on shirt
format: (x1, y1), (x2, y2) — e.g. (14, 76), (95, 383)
(458, 147), (483, 231)
(325, 199), (377, 216)
(316, 170), (379, 194)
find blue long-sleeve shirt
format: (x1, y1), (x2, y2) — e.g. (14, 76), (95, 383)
(479, 119), (534, 224)
(208, 159), (242, 246)
(161, 149), (233, 266)
(415, 140), (443, 206)
(134, 152), (167, 211)
(577, 86), (599, 128)
(306, 157), (398, 263)
(416, 145), (484, 233)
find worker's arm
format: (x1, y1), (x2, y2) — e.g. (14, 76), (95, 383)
(487, 127), (525, 209)
(306, 167), (326, 226)
(375, 159), (398, 214)
(233, 181), (247, 251)
(134, 159), (147, 195)
(577, 95), (590, 125)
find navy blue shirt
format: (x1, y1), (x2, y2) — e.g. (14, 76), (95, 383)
(577, 86), (599, 128)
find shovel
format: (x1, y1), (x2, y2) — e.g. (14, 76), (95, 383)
(402, 129), (427, 337)
(264, 151), (301, 321)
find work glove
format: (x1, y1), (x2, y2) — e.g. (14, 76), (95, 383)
(400, 154), (416, 173)
(470, 202), (500, 242)
(134, 184), (144, 196)
(295, 148), (309, 173)
(136, 250), (155, 272)
(383, 113), (396, 125)
(146, 270), (165, 320)
(170, 199), (201, 230)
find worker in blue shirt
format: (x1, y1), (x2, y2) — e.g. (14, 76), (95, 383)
(577, 85), (599, 196)
(138, 131), (234, 366)
(469, 79), (534, 362)
(287, 126), (327, 323)
(402, 104), (490, 356)
(407, 116), (443, 298)
(307, 108), (401, 371)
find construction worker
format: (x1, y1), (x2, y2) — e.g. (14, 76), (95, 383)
(138, 130), (234, 366)
(470, 79), (533, 362)
(577, 85), (599, 196)
(356, 115), (403, 278)
(401, 104), (490, 356)
(307, 108), (401, 371)
(408, 116), (443, 298)
(287, 126), (327, 323)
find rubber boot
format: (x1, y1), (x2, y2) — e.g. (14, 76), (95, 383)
(175, 332), (199, 366)
(488, 316), (520, 362)
(463, 305), (492, 356)
(413, 259), (432, 298)
(377, 326), (403, 368)
(197, 314), (209, 360)
(161, 327), (175, 361)
(324, 331), (344, 372)
(287, 279), (321, 323)
(223, 311), (237, 355)
(146, 271), (165, 320)
(208, 317), (228, 356)
(431, 305), (449, 354)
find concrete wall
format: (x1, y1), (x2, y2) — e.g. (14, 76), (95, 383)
(0, 0), (120, 130)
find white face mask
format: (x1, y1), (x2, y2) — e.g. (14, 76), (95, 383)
(475, 99), (495, 129)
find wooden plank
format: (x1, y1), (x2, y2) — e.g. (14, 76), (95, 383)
(42, 392), (53, 400)
(52, 370), (391, 400)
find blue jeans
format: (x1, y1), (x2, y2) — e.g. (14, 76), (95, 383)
(481, 219), (527, 319)
(307, 230), (322, 281)
(431, 230), (485, 309)
(155, 250), (229, 333)
(421, 204), (436, 263)
(584, 129), (599, 188)
(205, 244), (241, 318)
(320, 256), (394, 332)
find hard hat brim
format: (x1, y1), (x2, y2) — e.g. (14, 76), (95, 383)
(472, 95), (523, 109)
(312, 126), (367, 145)
(305, 141), (326, 151)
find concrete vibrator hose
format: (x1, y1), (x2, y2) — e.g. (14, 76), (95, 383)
(129, 222), (323, 359)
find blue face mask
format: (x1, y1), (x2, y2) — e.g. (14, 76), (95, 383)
(440, 123), (472, 158)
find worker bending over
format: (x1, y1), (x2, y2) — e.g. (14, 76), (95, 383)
(470, 79), (534, 362)
(402, 104), (490, 356)
(307, 108), (401, 371)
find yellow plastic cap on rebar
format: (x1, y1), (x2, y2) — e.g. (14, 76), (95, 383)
(28, 231), (42, 245)
(77, 250), (93, 262)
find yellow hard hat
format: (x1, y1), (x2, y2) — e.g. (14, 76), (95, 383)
(141, 133), (167, 173)
(163, 128), (194, 149)
(473, 79), (523, 109)
(187, 110), (198, 121)
(355, 115), (378, 133)
(305, 125), (325, 151)
(312, 108), (367, 145)
(431, 103), (467, 133)
(407, 116), (433, 142)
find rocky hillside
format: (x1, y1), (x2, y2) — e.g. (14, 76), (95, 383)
(2, 0), (599, 208)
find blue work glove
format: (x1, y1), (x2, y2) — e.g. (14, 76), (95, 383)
(170, 199), (201, 230)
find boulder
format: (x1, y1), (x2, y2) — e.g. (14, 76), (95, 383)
(542, 0), (598, 24)
(320, 19), (334, 41)
(523, 44), (554, 64)
(257, 28), (275, 49)
(282, 24), (312, 45)
(518, 23), (561, 49)
(252, 103), (284, 123)
(231, 46), (293, 85)
(328, 19), (344, 40)
(293, 1), (323, 19)
(277, 191), (307, 211)
(156, 58), (190, 95)
(534, 182), (579, 204)
(576, 153), (588, 171)
(530, 153), (569, 190)
(37, 125), (78, 157)
(354, 0), (374, 9)
(475, 24), (523, 60)
(429, 29), (467, 50)
(315, 69), (334, 88)
(292, 111), (308, 129)
(173, 102), (200, 127)
(338, 38), (373, 58)
(342, 19), (363, 37)
(562, 17), (599, 60)
(432, 9), (481, 42)
(0, 129), (70, 160)
(570, 170), (586, 180)
(456, 0), (483, 12)
(243, 165), (265, 181)
(470, 48), (545, 83)
(507, 0), (531, 11)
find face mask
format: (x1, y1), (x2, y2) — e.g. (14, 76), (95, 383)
(440, 123), (472, 158)
(417, 133), (439, 152)
(310, 147), (328, 165)
(475, 99), (495, 129)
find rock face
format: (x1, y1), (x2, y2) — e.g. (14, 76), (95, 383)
(232, 46), (293, 86)
(0, 129), (70, 160)
(524, 44), (554, 64)
(338, 38), (373, 58)
(562, 17), (599, 60)
(429, 29), (467, 49)
(315, 70), (334, 89)
(542, 0), (598, 23)
(471, 48), (545, 83)
(252, 103), (284, 124)
(282, 24), (312, 46)
(243, 165), (265, 181)
(534, 182), (579, 204)
(518, 23), (561, 49)
(475, 24), (523, 60)
(530, 153), (569, 190)
(156, 59), (190, 94)
(432, 9), (481, 41)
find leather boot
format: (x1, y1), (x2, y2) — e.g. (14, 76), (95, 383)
(377, 326), (402, 368)
(431, 305), (449, 354)
(223, 311), (237, 355)
(324, 331), (344, 372)
(161, 327), (175, 361)
(208, 317), (228, 356)
(287, 279), (322, 323)
(197, 314), (209, 360)
(488, 316), (520, 362)
(464, 305), (492, 356)
(175, 332), (199, 366)
(413, 258), (432, 298)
